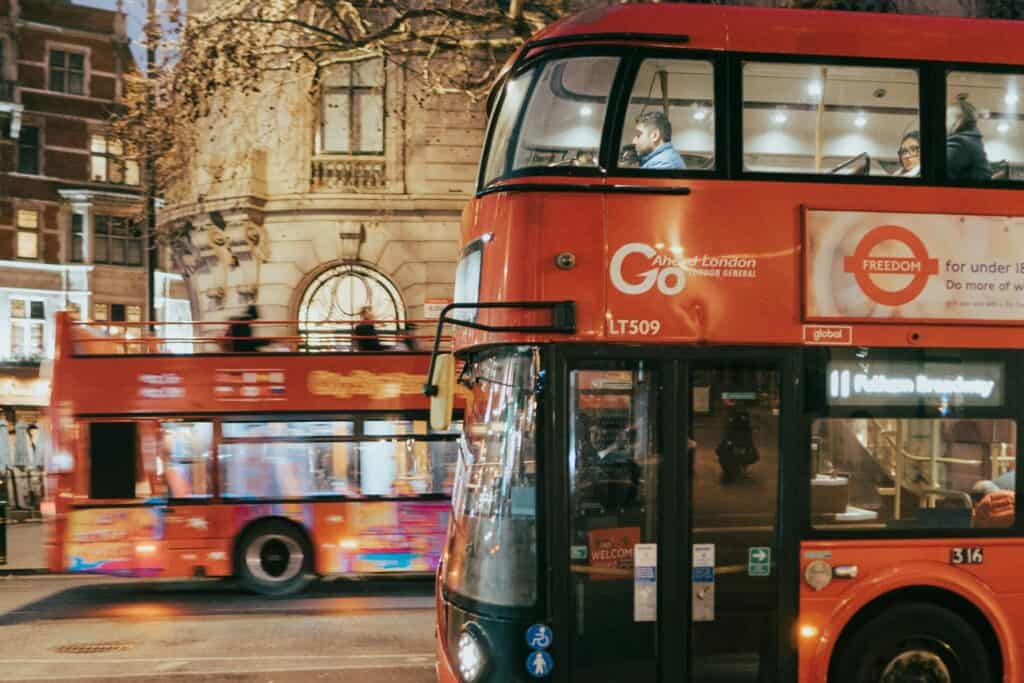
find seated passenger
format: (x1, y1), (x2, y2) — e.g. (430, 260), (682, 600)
(893, 130), (920, 177)
(632, 111), (685, 170)
(971, 474), (1015, 528)
(946, 94), (992, 181)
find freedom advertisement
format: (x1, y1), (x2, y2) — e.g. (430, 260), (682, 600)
(806, 209), (1024, 323)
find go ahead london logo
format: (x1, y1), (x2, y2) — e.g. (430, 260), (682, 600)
(842, 225), (939, 306)
(609, 242), (758, 295)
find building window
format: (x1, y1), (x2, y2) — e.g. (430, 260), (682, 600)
(48, 50), (85, 95)
(94, 215), (143, 266)
(320, 59), (384, 154)
(11, 298), (45, 358)
(91, 135), (140, 185)
(93, 303), (141, 323)
(70, 213), (84, 262)
(16, 209), (38, 259)
(17, 126), (39, 175)
(298, 263), (404, 350)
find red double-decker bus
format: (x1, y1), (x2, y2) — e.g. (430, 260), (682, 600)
(429, 5), (1024, 683)
(44, 312), (464, 595)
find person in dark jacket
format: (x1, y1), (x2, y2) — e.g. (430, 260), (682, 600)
(353, 305), (384, 351)
(946, 94), (991, 181)
(226, 305), (269, 352)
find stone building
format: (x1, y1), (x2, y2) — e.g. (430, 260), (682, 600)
(160, 4), (490, 345)
(0, 0), (189, 466)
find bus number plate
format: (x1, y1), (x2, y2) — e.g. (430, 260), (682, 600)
(950, 547), (983, 565)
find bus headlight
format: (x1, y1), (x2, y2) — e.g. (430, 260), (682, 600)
(456, 625), (488, 682)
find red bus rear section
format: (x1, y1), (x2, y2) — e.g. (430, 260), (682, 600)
(46, 312), (465, 595)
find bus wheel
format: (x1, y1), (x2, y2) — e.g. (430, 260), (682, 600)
(236, 520), (312, 597)
(833, 603), (992, 683)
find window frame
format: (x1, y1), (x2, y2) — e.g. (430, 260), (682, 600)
(732, 52), (929, 186)
(15, 208), (39, 260)
(604, 47), (728, 179)
(47, 47), (87, 96)
(17, 126), (40, 176)
(9, 296), (46, 358)
(216, 412), (461, 501)
(939, 61), (1024, 189)
(90, 134), (141, 186)
(93, 215), (144, 267)
(318, 58), (386, 156)
(803, 346), (1024, 540)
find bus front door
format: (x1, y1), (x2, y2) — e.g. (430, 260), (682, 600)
(563, 357), (783, 683)
(688, 362), (782, 683)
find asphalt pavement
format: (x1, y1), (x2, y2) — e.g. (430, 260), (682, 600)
(0, 574), (438, 682)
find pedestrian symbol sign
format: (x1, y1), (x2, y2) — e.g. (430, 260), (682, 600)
(748, 547), (771, 576)
(526, 649), (553, 678)
(526, 624), (552, 650)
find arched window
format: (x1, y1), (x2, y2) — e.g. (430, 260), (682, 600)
(297, 263), (405, 350)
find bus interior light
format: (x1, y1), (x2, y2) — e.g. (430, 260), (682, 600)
(772, 110), (788, 125)
(580, 105), (593, 118)
(998, 122), (1010, 134)
(854, 113), (867, 128)
(1005, 92), (1019, 106)
(807, 81), (823, 98)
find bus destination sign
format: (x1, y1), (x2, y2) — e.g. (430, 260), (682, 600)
(826, 360), (1003, 408)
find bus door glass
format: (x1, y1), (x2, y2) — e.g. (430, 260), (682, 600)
(568, 361), (660, 683)
(689, 362), (780, 683)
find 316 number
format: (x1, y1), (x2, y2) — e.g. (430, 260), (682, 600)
(950, 547), (983, 565)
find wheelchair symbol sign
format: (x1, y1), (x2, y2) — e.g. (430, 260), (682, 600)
(526, 624), (553, 649)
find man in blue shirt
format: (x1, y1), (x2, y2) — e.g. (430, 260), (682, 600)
(632, 111), (685, 170)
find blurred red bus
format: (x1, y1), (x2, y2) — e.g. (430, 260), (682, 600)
(429, 4), (1024, 683)
(45, 311), (465, 595)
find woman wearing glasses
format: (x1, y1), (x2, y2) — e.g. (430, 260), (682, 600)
(894, 130), (921, 177)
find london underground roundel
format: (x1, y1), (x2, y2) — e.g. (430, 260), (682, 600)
(842, 225), (939, 307)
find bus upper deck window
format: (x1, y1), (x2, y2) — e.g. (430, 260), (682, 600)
(742, 62), (920, 178)
(510, 57), (619, 173)
(617, 58), (714, 172)
(946, 71), (1023, 183)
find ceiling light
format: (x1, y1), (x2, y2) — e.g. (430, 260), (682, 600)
(1005, 92), (1019, 106)
(807, 82), (822, 98)
(998, 122), (1010, 134)
(580, 105), (593, 118)
(693, 109), (707, 121)
(854, 113), (867, 128)
(772, 110), (788, 124)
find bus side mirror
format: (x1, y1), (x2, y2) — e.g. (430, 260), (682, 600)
(429, 353), (456, 431)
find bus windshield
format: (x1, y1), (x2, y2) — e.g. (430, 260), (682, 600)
(443, 346), (539, 608)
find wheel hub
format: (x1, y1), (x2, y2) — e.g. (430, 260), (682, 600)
(245, 533), (304, 584)
(880, 649), (952, 683)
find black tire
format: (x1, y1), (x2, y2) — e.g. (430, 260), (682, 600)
(832, 602), (993, 683)
(235, 520), (313, 597)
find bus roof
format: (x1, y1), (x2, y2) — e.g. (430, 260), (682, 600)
(526, 4), (1021, 66)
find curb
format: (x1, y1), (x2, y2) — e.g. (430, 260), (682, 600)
(0, 568), (57, 576)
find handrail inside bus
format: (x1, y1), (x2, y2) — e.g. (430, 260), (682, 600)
(62, 317), (451, 356)
(422, 301), (576, 396)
